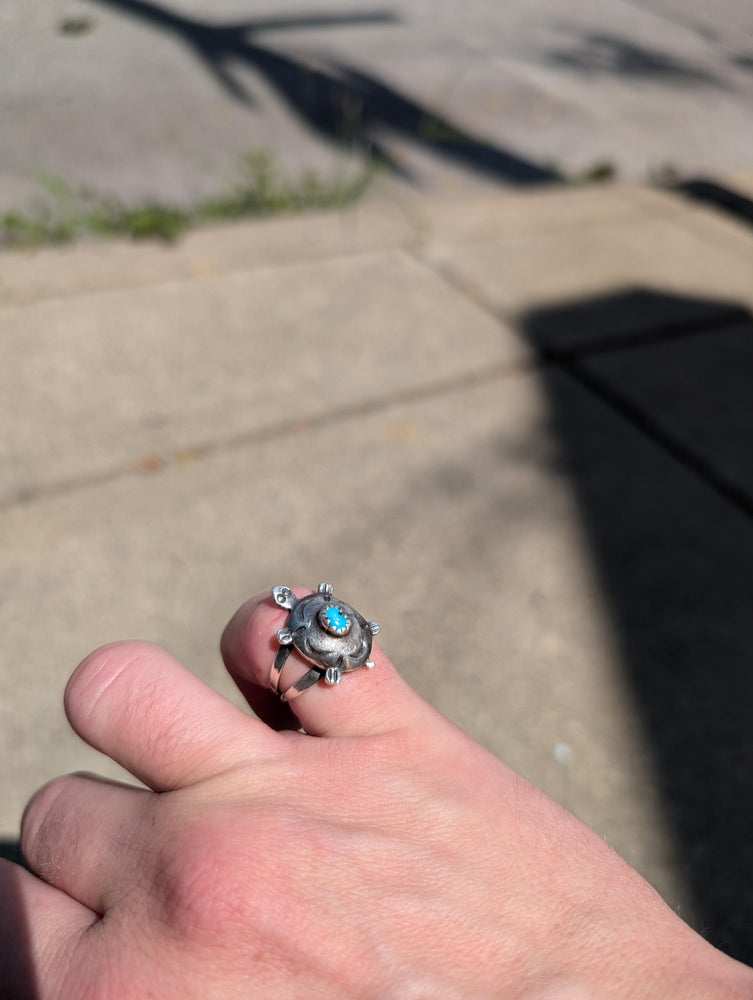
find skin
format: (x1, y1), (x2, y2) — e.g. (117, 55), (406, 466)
(0, 589), (751, 999)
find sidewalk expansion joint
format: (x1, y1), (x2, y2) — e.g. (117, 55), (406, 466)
(560, 360), (753, 522)
(1, 359), (537, 513)
(531, 305), (750, 362)
(0, 243), (424, 311)
(406, 246), (522, 333)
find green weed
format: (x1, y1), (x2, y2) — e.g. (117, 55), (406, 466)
(58, 17), (96, 36)
(0, 152), (378, 250)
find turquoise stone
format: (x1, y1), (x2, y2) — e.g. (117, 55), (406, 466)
(320, 604), (351, 636)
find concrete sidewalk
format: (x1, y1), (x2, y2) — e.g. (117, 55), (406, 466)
(2, 178), (753, 959)
(5, 0), (753, 210)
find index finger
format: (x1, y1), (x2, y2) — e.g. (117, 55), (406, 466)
(64, 640), (280, 791)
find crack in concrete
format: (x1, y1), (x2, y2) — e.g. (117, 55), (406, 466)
(0, 359), (534, 513)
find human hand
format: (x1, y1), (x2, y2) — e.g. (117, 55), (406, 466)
(1, 589), (751, 999)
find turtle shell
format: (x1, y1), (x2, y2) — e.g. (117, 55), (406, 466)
(287, 593), (373, 672)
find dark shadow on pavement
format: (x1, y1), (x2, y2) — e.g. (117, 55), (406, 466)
(0, 839), (26, 867)
(546, 30), (725, 88)
(82, 0), (557, 186)
(523, 286), (750, 361)
(0, 844), (38, 997)
(673, 178), (753, 231)
(522, 288), (753, 962)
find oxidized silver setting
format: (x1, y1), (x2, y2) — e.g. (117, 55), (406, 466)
(270, 583), (380, 701)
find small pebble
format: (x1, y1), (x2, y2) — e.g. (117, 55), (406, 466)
(553, 742), (573, 767)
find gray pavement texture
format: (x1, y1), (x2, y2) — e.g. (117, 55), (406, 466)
(4, 0), (753, 213)
(3, 177), (753, 967)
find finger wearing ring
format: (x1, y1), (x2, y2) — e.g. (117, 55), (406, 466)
(269, 583), (380, 702)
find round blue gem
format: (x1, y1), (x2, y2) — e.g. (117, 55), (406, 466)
(320, 604), (351, 636)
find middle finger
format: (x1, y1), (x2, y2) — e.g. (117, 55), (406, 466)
(22, 772), (151, 915)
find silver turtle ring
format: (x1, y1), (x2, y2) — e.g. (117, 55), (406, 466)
(269, 583), (380, 701)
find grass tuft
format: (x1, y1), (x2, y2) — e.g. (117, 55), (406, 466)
(58, 17), (96, 36)
(0, 151), (378, 250)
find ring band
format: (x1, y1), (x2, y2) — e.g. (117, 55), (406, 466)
(270, 583), (380, 701)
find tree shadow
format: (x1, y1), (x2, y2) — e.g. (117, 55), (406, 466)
(81, 0), (556, 186)
(545, 30), (725, 88)
(672, 178), (753, 232)
(521, 287), (753, 962)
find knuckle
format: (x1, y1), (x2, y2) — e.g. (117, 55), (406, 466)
(152, 831), (253, 945)
(21, 776), (76, 878)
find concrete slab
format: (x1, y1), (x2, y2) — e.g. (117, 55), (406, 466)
(0, 248), (526, 504)
(421, 213), (753, 354)
(0, 183), (693, 309)
(0, 200), (416, 306)
(724, 172), (753, 200)
(0, 182), (690, 309)
(580, 322), (753, 505)
(397, 182), (685, 246)
(668, 199), (753, 264)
